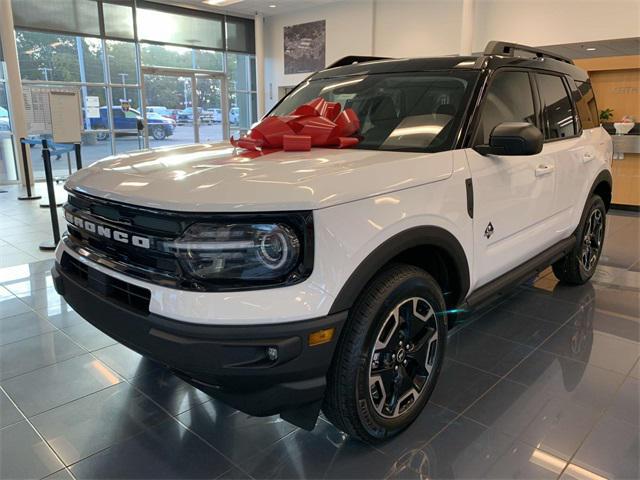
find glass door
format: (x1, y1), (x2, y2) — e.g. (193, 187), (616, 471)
(195, 74), (228, 144)
(142, 71), (194, 149)
(141, 68), (228, 149)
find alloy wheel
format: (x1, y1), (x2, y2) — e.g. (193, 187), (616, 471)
(580, 209), (604, 272)
(368, 297), (440, 419)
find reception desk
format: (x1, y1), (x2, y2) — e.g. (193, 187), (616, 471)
(575, 56), (640, 209)
(611, 134), (640, 208)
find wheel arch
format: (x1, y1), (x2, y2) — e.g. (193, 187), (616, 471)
(590, 169), (612, 211)
(328, 226), (470, 315)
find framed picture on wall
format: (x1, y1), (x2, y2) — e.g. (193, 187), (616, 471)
(284, 20), (326, 74)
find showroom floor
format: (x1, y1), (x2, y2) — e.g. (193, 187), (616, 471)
(0, 185), (638, 479)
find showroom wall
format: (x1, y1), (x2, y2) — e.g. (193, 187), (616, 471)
(263, 0), (640, 110)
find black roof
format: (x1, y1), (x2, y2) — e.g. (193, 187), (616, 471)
(311, 42), (589, 83)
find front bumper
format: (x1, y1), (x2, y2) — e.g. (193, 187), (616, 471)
(52, 259), (347, 427)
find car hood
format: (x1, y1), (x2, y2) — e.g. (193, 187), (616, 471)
(66, 142), (452, 212)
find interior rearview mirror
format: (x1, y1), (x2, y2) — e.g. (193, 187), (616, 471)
(474, 122), (543, 156)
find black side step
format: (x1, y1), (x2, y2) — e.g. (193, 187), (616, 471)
(462, 235), (576, 311)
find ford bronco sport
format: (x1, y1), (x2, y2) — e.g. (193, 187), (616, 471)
(53, 41), (613, 442)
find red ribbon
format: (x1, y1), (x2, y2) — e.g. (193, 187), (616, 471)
(231, 97), (360, 152)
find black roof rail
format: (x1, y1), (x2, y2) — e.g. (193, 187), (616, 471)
(484, 41), (574, 65)
(326, 56), (391, 69)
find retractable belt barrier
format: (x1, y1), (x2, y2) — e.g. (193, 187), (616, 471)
(17, 138), (42, 201)
(39, 139), (61, 251)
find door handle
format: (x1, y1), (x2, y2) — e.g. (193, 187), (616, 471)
(583, 152), (595, 163)
(535, 164), (555, 177)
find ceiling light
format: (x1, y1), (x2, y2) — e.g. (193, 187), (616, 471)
(202, 0), (244, 6)
(269, 4), (277, 7)
(585, 47), (597, 51)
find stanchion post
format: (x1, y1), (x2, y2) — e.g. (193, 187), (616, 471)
(74, 143), (82, 170)
(17, 138), (42, 201)
(40, 138), (60, 251)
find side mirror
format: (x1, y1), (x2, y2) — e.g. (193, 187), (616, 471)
(474, 122), (543, 156)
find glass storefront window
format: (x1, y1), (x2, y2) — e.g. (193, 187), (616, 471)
(103, 2), (135, 40)
(227, 53), (252, 92)
(0, 136), (18, 183)
(16, 31), (104, 83)
(136, 8), (223, 50)
(140, 44), (223, 72)
(9, 5), (257, 183)
(0, 82), (12, 132)
(106, 40), (137, 85)
(0, 72), (17, 183)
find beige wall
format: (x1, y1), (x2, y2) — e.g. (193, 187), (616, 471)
(575, 56), (640, 122)
(473, 0), (640, 52)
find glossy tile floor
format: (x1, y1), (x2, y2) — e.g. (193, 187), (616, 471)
(0, 211), (638, 480)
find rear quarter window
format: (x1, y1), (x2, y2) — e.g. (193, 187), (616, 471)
(572, 80), (599, 129)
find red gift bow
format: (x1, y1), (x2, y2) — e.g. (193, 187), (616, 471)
(231, 97), (361, 152)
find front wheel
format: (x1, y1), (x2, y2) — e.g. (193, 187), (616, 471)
(323, 264), (447, 443)
(151, 126), (167, 140)
(553, 195), (606, 284)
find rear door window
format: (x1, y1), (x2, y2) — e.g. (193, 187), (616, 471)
(536, 74), (577, 140)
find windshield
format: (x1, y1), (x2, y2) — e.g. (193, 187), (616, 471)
(270, 71), (478, 153)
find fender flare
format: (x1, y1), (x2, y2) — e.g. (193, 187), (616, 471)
(588, 169), (613, 209)
(328, 226), (470, 314)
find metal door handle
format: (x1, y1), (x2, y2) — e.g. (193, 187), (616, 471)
(535, 164), (555, 177)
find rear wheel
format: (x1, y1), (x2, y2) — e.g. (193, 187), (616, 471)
(323, 264), (447, 442)
(553, 195), (606, 284)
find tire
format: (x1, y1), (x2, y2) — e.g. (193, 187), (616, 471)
(96, 130), (109, 141)
(323, 264), (447, 443)
(151, 126), (166, 140)
(552, 195), (606, 284)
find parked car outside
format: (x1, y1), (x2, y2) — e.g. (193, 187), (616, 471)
(207, 108), (222, 123)
(90, 106), (175, 141)
(229, 106), (240, 125)
(146, 106), (177, 121)
(177, 107), (214, 125)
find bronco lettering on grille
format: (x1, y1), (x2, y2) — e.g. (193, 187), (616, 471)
(65, 211), (151, 249)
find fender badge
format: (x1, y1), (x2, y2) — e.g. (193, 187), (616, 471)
(484, 222), (494, 239)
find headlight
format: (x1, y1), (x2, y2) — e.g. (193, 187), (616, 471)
(168, 221), (306, 285)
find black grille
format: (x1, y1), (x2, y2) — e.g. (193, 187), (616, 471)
(63, 190), (315, 292)
(61, 253), (151, 314)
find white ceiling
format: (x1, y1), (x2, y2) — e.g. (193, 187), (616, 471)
(150, 0), (338, 18)
(541, 37), (640, 59)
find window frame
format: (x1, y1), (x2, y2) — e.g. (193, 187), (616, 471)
(533, 71), (581, 143)
(469, 67), (541, 148)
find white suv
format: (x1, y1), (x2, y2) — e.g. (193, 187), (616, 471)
(53, 42), (612, 442)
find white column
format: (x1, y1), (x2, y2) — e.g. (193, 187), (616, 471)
(0, 0), (31, 187)
(460, 0), (474, 55)
(254, 13), (266, 118)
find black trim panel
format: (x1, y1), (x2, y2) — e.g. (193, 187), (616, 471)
(53, 260), (347, 427)
(329, 226), (470, 314)
(463, 235), (576, 310)
(465, 178), (474, 218)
